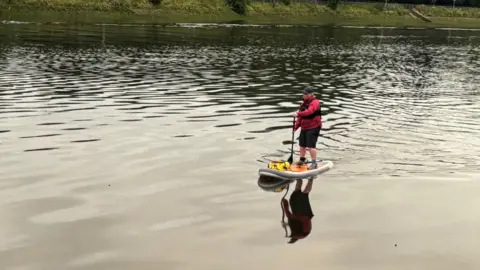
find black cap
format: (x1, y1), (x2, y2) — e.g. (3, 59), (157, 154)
(302, 87), (313, 94)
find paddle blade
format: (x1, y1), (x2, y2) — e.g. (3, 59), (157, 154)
(287, 154), (293, 164)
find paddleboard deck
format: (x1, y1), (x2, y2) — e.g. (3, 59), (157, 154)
(258, 160), (333, 180)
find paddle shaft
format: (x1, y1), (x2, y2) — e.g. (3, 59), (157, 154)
(288, 117), (295, 163)
(281, 184), (290, 237)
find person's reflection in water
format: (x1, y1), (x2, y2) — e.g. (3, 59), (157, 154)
(281, 178), (314, 244)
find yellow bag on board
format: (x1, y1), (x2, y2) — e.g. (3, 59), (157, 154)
(268, 160), (291, 171)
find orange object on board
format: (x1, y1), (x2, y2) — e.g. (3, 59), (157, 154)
(289, 163), (309, 172)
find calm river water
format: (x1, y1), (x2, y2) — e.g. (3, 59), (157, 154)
(1, 22), (480, 270)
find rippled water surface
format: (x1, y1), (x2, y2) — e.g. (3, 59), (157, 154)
(1, 22), (480, 270)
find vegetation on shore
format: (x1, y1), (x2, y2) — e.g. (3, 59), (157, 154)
(0, 0), (235, 13)
(1, 0), (480, 28)
(247, 2), (480, 18)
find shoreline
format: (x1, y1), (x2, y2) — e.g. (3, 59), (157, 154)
(1, 2), (480, 29)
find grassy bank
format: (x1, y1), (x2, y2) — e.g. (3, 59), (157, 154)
(0, 0), (234, 13)
(1, 0), (480, 28)
(247, 2), (480, 18)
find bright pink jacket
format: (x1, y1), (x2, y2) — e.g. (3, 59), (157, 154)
(294, 97), (322, 131)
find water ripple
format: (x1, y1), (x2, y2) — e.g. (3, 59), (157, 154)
(0, 24), (480, 268)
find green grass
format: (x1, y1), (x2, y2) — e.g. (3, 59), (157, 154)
(247, 2), (331, 15)
(245, 14), (480, 28)
(337, 3), (410, 17)
(2, 0), (480, 18)
(247, 2), (401, 17)
(0, 0), (151, 11)
(247, 2), (480, 18)
(246, 2), (410, 19)
(1, 0), (480, 28)
(0, 0), (233, 13)
(416, 5), (480, 18)
(151, 0), (232, 13)
(245, 2), (480, 28)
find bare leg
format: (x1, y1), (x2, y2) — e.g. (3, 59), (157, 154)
(295, 179), (303, 191)
(308, 147), (317, 162)
(303, 178), (314, 193)
(299, 147), (306, 161)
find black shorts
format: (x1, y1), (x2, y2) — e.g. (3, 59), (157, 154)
(299, 127), (321, 148)
(289, 190), (314, 218)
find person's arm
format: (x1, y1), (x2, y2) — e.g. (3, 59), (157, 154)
(281, 198), (293, 218)
(296, 100), (320, 118)
(294, 117), (301, 132)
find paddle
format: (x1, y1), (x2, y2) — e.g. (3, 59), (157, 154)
(287, 116), (295, 164)
(280, 184), (290, 236)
